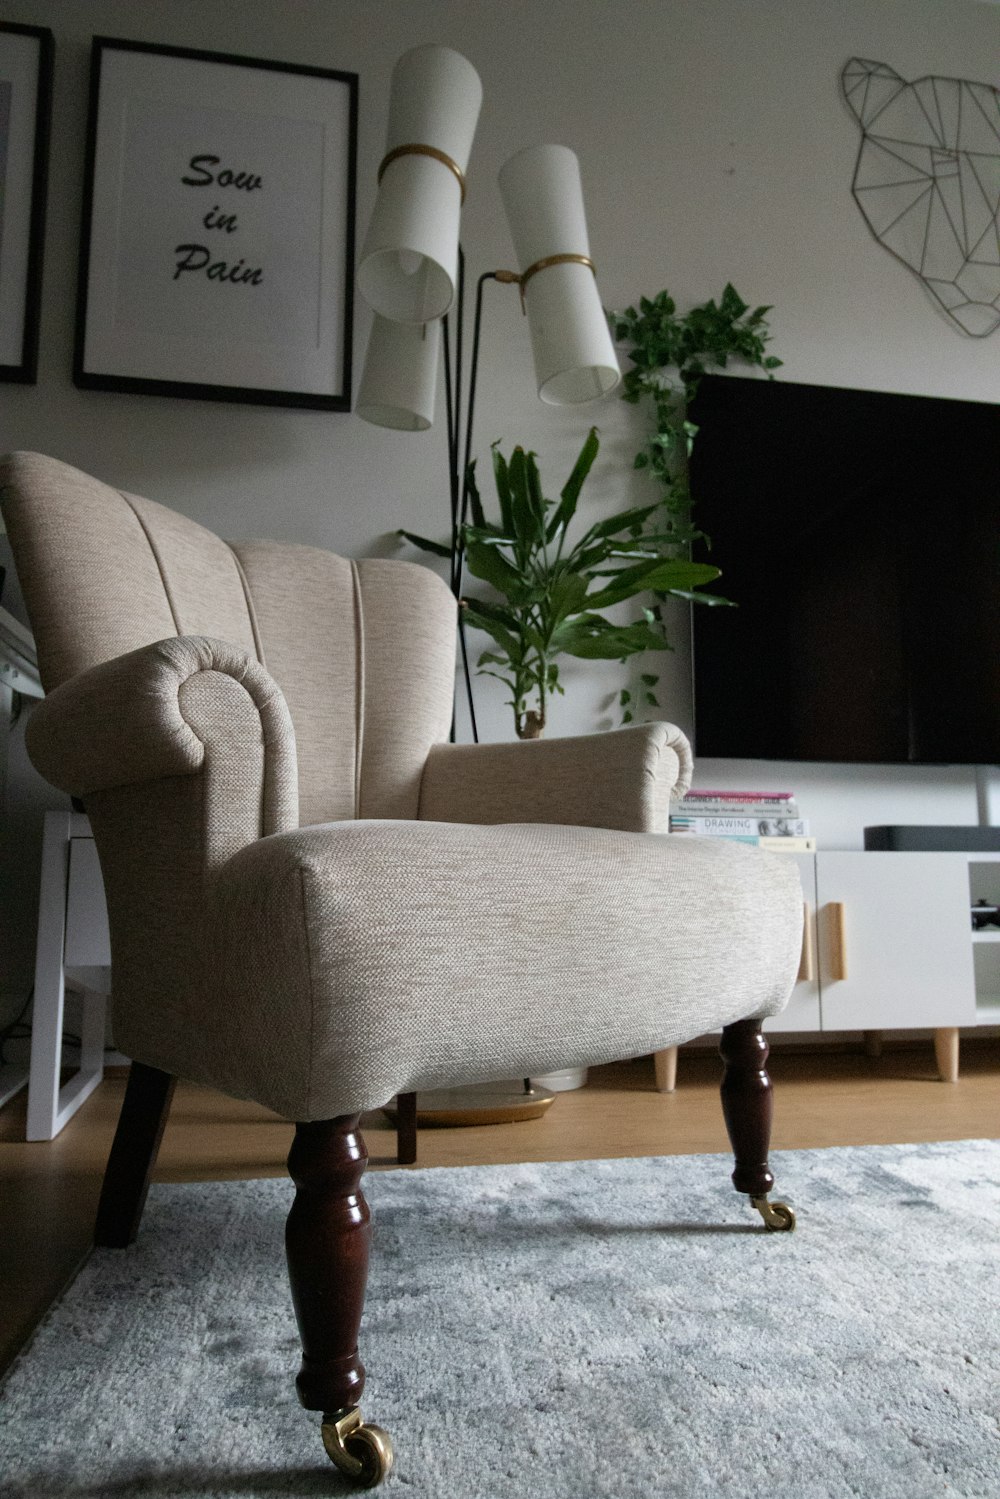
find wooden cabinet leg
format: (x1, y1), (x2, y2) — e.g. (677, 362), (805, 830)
(94, 1061), (175, 1248)
(719, 1020), (774, 1197)
(286, 1115), (371, 1414)
(934, 1026), (959, 1084)
(653, 1046), (678, 1093)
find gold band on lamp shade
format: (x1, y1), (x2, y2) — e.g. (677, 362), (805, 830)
(356, 315), (440, 431)
(358, 46), (482, 325)
(498, 144), (620, 404)
(378, 144), (467, 203)
(519, 253), (595, 293)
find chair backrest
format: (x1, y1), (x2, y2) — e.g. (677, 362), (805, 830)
(0, 452), (457, 825)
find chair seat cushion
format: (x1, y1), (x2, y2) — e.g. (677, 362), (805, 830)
(184, 821), (803, 1120)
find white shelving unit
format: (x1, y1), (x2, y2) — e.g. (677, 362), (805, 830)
(656, 848), (1000, 1091)
(970, 856), (1000, 1028)
(787, 850), (1000, 1079)
(0, 607), (44, 1114)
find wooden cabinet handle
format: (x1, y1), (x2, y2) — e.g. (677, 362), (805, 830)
(828, 901), (848, 980)
(797, 902), (815, 982)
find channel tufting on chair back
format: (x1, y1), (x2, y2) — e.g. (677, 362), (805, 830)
(0, 451), (457, 826)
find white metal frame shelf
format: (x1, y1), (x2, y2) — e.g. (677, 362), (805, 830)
(25, 810), (111, 1140)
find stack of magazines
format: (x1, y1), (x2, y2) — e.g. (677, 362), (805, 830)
(670, 789), (814, 851)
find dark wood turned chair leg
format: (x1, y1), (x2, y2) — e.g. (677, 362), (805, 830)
(396, 1091), (417, 1165)
(719, 1019), (795, 1230)
(719, 1019), (774, 1196)
(94, 1061), (176, 1248)
(286, 1115), (371, 1415)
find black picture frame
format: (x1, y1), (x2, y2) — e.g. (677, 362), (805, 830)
(0, 23), (54, 384)
(74, 37), (358, 410)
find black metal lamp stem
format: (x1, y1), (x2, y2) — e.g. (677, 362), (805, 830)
(444, 259), (507, 747)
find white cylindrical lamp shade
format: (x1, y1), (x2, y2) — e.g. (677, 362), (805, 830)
(358, 46), (482, 324)
(498, 144), (620, 404)
(356, 314), (440, 431)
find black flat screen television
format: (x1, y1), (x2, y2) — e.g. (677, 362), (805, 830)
(688, 375), (1000, 765)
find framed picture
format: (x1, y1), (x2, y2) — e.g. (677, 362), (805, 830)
(74, 37), (358, 409)
(0, 23), (53, 384)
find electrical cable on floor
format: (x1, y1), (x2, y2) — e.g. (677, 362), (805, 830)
(0, 988), (33, 1066)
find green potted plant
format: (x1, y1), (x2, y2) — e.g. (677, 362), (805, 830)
(402, 426), (727, 739)
(609, 284), (781, 720)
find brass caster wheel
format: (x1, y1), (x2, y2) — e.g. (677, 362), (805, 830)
(322, 1407), (395, 1488)
(750, 1195), (796, 1232)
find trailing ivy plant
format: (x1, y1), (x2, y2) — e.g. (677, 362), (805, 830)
(608, 283), (781, 721)
(400, 428), (724, 740)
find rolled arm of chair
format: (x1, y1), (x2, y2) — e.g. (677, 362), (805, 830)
(25, 634), (298, 833)
(418, 722), (692, 834)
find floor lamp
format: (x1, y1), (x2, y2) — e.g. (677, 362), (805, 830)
(354, 44), (621, 1139)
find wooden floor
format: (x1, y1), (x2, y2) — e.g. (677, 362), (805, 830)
(2, 1037), (998, 1379)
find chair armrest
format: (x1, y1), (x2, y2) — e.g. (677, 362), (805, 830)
(26, 634), (298, 833)
(418, 722), (692, 834)
(24, 636), (300, 1066)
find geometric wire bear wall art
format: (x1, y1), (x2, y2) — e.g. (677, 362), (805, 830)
(842, 57), (1000, 336)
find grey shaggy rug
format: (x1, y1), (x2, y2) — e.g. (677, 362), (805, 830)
(1, 1140), (999, 1499)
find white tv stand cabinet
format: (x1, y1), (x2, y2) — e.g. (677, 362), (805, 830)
(654, 849), (1000, 1089)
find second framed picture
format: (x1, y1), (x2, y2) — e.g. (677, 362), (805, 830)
(75, 37), (358, 409)
(0, 23), (54, 383)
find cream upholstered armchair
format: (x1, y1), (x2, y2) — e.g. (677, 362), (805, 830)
(1, 451), (802, 1487)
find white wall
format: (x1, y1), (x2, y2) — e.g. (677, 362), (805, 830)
(2, 0), (998, 988)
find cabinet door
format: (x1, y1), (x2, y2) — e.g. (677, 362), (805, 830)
(816, 852), (975, 1030)
(764, 853), (821, 1034)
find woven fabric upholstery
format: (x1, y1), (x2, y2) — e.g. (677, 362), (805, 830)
(24, 635), (296, 819)
(1, 449), (802, 1123)
(0, 452), (179, 687)
(419, 722), (692, 833)
(122, 491), (261, 659)
(354, 559), (457, 820)
(0, 452), (457, 825)
(195, 821), (803, 1120)
(228, 542), (362, 826)
(23, 636), (300, 1065)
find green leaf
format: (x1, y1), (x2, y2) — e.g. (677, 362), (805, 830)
(491, 447), (515, 535)
(464, 462), (486, 529)
(398, 529), (452, 559)
(584, 558), (722, 611)
(525, 449), (546, 526)
(460, 524), (517, 548)
(554, 614), (669, 660)
(670, 589), (737, 606)
(461, 600), (521, 657)
(576, 501), (661, 546)
(546, 426), (600, 540)
(465, 541), (541, 604)
(507, 446), (538, 545)
(547, 571), (589, 627)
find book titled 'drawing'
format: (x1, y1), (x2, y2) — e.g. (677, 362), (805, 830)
(670, 816), (810, 836)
